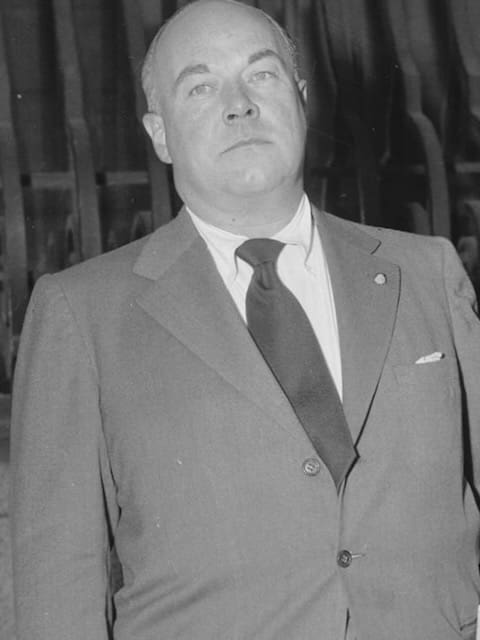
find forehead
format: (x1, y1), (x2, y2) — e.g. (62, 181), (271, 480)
(155, 2), (287, 82)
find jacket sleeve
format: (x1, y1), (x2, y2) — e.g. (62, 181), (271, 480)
(9, 274), (118, 640)
(441, 238), (480, 496)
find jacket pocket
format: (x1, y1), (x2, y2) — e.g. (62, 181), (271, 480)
(393, 357), (456, 388)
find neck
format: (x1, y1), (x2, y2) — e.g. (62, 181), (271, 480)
(183, 186), (305, 238)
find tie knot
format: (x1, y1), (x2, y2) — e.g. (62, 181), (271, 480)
(235, 238), (285, 268)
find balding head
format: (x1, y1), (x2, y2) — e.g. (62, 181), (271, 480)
(141, 0), (298, 114)
(141, 0), (307, 232)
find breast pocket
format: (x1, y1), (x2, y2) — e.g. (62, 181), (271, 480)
(388, 356), (462, 454)
(393, 357), (459, 393)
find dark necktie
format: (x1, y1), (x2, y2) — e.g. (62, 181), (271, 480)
(236, 238), (356, 489)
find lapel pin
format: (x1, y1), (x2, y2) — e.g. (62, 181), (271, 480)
(374, 273), (387, 285)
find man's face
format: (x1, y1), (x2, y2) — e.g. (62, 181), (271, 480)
(145, 1), (307, 210)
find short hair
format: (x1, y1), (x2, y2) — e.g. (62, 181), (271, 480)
(141, 0), (298, 113)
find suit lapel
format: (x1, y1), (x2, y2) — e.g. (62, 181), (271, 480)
(133, 207), (401, 448)
(133, 209), (302, 441)
(314, 210), (400, 444)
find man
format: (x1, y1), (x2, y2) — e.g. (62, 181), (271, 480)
(9, 1), (480, 639)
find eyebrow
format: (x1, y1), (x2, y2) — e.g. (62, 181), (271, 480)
(174, 63), (211, 91)
(247, 48), (286, 69)
(173, 49), (287, 91)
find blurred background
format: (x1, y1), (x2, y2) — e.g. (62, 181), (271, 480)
(1, 0), (479, 636)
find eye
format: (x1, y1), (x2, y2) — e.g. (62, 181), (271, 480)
(251, 70), (277, 82)
(189, 83), (215, 97)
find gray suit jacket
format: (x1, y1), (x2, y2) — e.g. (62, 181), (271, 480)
(10, 207), (480, 639)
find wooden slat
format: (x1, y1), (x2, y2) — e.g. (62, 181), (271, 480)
(52, 0), (102, 260)
(282, 0), (297, 39)
(447, 0), (480, 152)
(351, 0), (394, 166)
(320, 0), (381, 225)
(455, 199), (480, 294)
(449, 1), (480, 127)
(405, 201), (432, 236)
(382, 0), (450, 238)
(120, 0), (173, 228)
(0, 170), (151, 190)
(0, 6), (29, 377)
(305, 0), (338, 209)
(400, 0), (451, 143)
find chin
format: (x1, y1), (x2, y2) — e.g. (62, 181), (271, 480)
(226, 166), (286, 195)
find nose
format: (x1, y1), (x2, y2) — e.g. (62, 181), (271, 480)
(222, 84), (259, 124)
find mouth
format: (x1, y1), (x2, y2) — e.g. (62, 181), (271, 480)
(222, 138), (271, 153)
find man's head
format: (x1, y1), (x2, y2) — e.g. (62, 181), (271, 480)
(142, 0), (307, 223)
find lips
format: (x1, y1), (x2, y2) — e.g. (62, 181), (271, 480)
(222, 138), (271, 153)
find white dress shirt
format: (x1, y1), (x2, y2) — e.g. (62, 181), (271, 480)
(187, 195), (342, 398)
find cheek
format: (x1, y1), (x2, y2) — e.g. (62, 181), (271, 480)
(166, 123), (206, 168)
(286, 102), (307, 137)
(267, 96), (306, 137)
(272, 113), (306, 160)
(180, 115), (218, 152)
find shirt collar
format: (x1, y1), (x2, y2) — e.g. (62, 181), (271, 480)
(187, 194), (314, 283)
(273, 194), (313, 258)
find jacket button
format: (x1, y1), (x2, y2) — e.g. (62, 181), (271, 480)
(302, 458), (321, 476)
(337, 549), (353, 568)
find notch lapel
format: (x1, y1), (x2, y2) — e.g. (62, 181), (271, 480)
(133, 210), (303, 442)
(314, 210), (400, 444)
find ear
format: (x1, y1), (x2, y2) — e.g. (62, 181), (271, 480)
(295, 76), (307, 108)
(142, 112), (172, 164)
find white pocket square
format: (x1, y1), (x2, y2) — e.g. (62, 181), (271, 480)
(415, 351), (445, 364)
